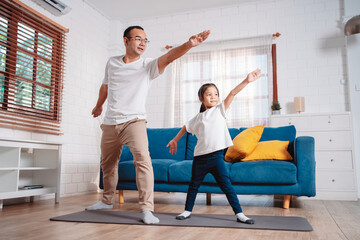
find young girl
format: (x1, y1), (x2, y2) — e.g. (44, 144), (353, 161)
(166, 69), (261, 224)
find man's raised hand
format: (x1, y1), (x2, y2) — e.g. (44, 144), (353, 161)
(188, 30), (211, 47)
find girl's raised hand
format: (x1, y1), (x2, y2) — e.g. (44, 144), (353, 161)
(166, 140), (177, 155)
(246, 69), (261, 83)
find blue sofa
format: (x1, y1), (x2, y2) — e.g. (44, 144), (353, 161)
(99, 125), (316, 208)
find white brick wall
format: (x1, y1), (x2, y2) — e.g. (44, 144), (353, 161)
(345, 0), (360, 198)
(116, 0), (351, 127)
(0, 0), (111, 198)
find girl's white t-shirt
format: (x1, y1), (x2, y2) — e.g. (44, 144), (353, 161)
(102, 55), (161, 125)
(185, 102), (233, 157)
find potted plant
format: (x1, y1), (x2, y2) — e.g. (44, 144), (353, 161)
(271, 100), (281, 115)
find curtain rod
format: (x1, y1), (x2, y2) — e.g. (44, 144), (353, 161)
(165, 32), (281, 50)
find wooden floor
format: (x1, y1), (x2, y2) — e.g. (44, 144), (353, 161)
(1, 191), (360, 240)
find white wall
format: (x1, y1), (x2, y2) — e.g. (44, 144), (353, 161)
(344, 0), (360, 197)
(115, 0), (350, 128)
(0, 0), (111, 199)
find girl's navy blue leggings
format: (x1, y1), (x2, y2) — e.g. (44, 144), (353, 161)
(185, 149), (242, 214)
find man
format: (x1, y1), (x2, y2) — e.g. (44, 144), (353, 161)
(87, 26), (210, 224)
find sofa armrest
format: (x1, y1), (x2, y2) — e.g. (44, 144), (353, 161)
(294, 136), (316, 196)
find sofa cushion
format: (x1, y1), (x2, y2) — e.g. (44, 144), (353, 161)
(251, 125), (296, 143)
(120, 145), (133, 162)
(230, 160), (297, 184)
(225, 125), (265, 162)
(152, 159), (179, 182)
(241, 140), (293, 161)
(185, 133), (197, 160)
(168, 161), (192, 183)
(229, 128), (241, 139)
(185, 128), (240, 160)
(118, 161), (136, 181)
(240, 125), (296, 159)
(168, 160), (232, 184)
(119, 128), (187, 161)
(118, 159), (178, 182)
(148, 128), (187, 160)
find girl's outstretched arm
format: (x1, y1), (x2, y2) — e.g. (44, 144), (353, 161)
(224, 69), (261, 111)
(166, 125), (187, 155)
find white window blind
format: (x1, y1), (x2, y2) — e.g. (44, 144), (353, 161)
(0, 0), (67, 134)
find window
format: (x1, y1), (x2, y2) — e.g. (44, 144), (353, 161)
(0, 0), (67, 134)
(169, 35), (276, 128)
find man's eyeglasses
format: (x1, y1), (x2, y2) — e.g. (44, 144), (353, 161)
(127, 36), (150, 44)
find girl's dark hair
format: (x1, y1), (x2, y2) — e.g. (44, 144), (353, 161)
(123, 26), (144, 38)
(198, 83), (219, 113)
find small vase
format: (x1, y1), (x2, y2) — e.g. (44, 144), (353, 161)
(272, 110), (280, 115)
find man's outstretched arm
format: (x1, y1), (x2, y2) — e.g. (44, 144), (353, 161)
(157, 30), (210, 73)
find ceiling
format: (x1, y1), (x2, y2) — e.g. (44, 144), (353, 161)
(84, 0), (252, 22)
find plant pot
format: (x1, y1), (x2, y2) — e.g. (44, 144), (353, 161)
(272, 110), (281, 115)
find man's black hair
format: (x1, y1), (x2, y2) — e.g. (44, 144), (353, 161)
(123, 26), (144, 38)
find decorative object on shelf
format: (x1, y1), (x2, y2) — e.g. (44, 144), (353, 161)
(21, 185), (44, 190)
(294, 97), (305, 114)
(344, 15), (360, 36)
(272, 32), (281, 38)
(271, 100), (281, 115)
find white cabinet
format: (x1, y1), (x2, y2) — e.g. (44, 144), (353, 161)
(0, 138), (62, 209)
(270, 112), (358, 200)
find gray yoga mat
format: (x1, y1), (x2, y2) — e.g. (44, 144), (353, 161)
(50, 210), (312, 231)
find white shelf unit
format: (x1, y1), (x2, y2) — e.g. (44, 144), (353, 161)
(270, 112), (358, 200)
(0, 138), (62, 209)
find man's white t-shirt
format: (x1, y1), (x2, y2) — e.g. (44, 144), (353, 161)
(185, 102), (233, 157)
(102, 55), (161, 125)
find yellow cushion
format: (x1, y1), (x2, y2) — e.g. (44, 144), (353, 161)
(241, 140), (293, 161)
(225, 125), (265, 162)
